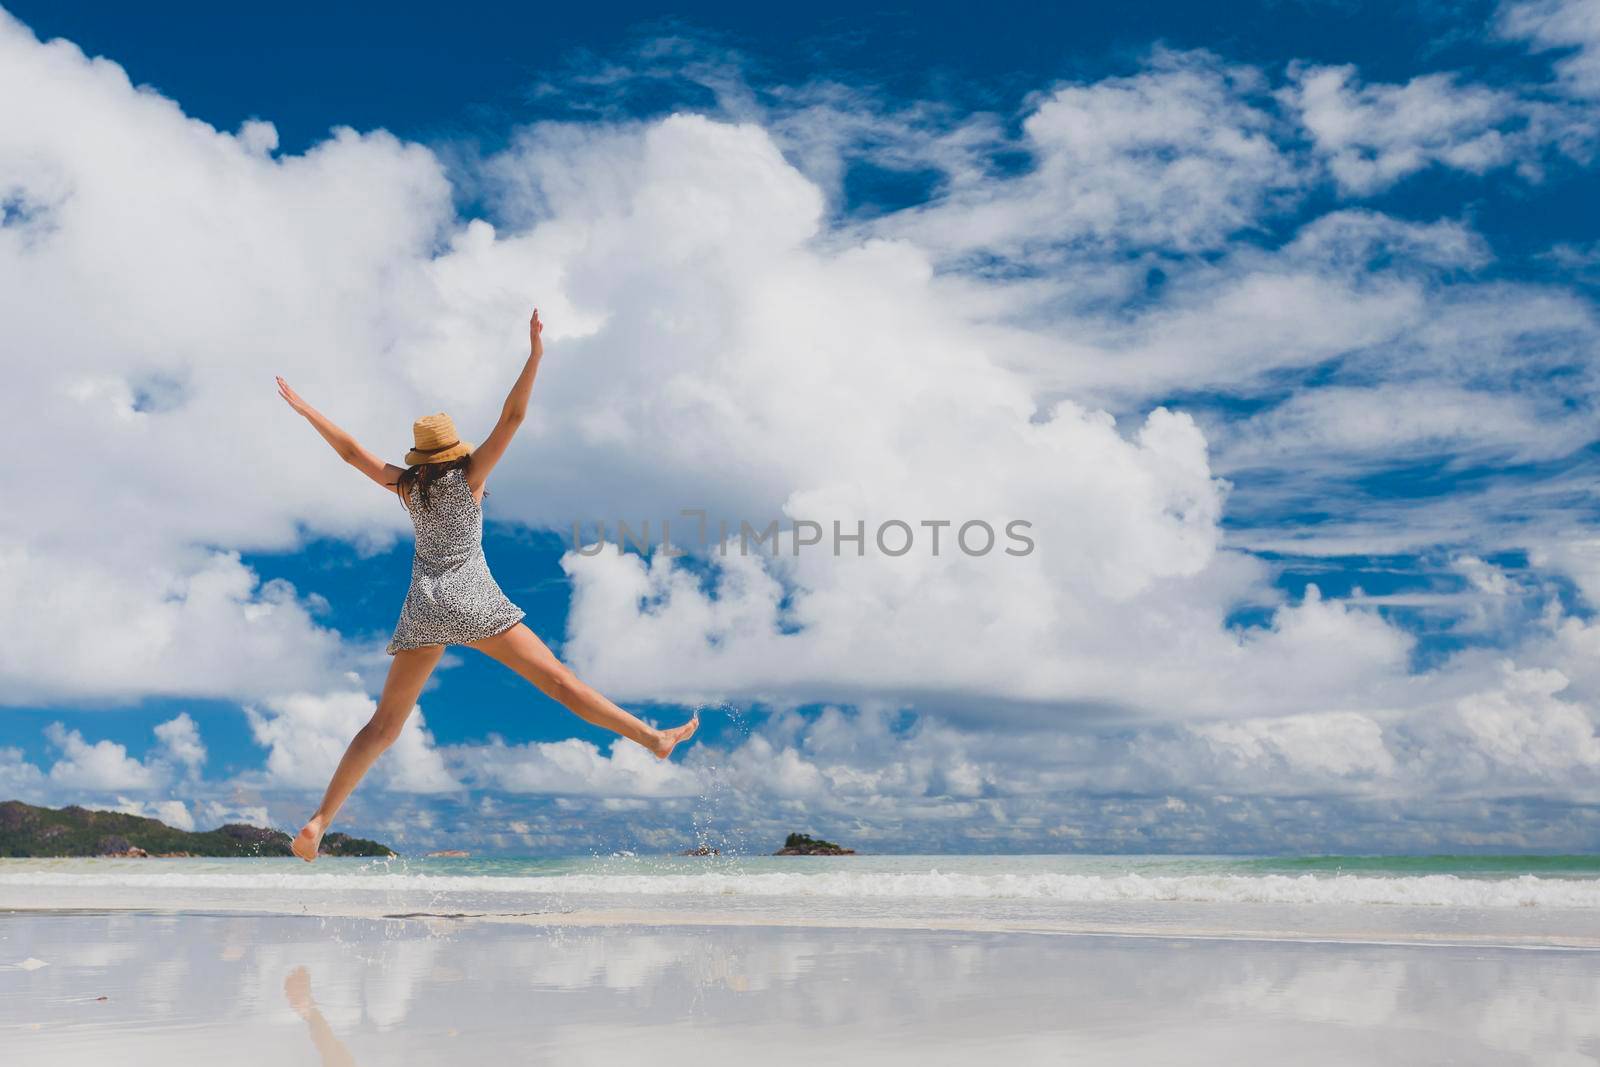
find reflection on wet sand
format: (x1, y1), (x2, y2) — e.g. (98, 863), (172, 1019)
(3, 912), (1597, 1066)
(285, 966), (358, 1067)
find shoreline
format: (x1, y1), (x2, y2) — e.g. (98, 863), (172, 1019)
(5, 855), (1599, 952)
(4, 902), (1597, 951)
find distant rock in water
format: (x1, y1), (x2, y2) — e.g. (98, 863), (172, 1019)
(427, 849), (470, 858)
(773, 832), (856, 856)
(0, 800), (395, 858)
(679, 845), (721, 856)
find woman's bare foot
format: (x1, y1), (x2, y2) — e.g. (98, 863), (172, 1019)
(292, 818), (325, 863)
(649, 713), (699, 760)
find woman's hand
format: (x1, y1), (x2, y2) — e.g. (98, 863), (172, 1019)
(529, 307), (544, 358)
(276, 375), (312, 417)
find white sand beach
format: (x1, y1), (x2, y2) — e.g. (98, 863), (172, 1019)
(4, 855), (1599, 1065)
(5, 911), (1599, 1066)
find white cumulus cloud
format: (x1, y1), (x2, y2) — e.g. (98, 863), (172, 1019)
(44, 722), (161, 792)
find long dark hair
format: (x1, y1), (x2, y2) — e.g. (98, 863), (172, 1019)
(395, 455), (490, 510)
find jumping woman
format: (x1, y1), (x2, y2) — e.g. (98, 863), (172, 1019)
(274, 308), (699, 863)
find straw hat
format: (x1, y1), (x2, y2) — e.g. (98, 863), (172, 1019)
(404, 412), (474, 465)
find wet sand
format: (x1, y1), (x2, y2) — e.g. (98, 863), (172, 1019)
(3, 910), (1597, 1066)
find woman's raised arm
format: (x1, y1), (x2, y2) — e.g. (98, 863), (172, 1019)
(466, 308), (544, 493)
(276, 375), (404, 495)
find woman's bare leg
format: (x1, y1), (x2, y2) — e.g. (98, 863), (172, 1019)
(292, 644), (445, 862)
(464, 622), (698, 758)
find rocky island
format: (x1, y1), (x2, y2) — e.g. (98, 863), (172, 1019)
(773, 832), (856, 855)
(0, 800), (395, 858)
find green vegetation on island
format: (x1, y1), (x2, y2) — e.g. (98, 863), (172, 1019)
(773, 832), (856, 855)
(0, 800), (395, 858)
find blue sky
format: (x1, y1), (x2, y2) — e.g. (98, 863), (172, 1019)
(2, 1), (1599, 854)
